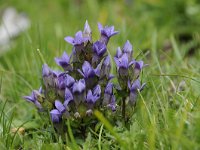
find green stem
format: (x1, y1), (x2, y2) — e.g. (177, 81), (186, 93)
(122, 98), (126, 125)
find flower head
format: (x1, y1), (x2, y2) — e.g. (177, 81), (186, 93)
(93, 41), (107, 57)
(23, 87), (43, 110)
(55, 52), (72, 71)
(50, 109), (62, 123)
(100, 55), (111, 78)
(78, 61), (96, 79)
(122, 40), (133, 60)
(65, 31), (89, 46)
(72, 79), (86, 94)
(103, 82), (113, 105)
(85, 85), (101, 106)
(107, 95), (116, 111)
(83, 20), (92, 40)
(72, 79), (86, 106)
(115, 47), (123, 58)
(42, 64), (60, 88)
(64, 88), (73, 106)
(55, 100), (66, 113)
(114, 53), (134, 77)
(98, 23), (119, 44)
(128, 79), (145, 105)
(57, 73), (75, 90)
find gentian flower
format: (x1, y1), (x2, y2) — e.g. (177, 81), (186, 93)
(55, 52), (72, 71)
(98, 23), (119, 45)
(50, 109), (62, 123)
(114, 53), (134, 77)
(78, 61), (96, 78)
(57, 73), (75, 89)
(102, 82), (113, 106)
(122, 40), (133, 61)
(64, 31), (89, 46)
(42, 64), (61, 88)
(115, 47), (123, 58)
(78, 61), (99, 88)
(92, 41), (107, 57)
(85, 85), (101, 115)
(64, 87), (73, 107)
(100, 55), (111, 78)
(92, 41), (107, 66)
(50, 100), (70, 123)
(23, 87), (43, 110)
(93, 84), (101, 97)
(83, 20), (92, 41)
(55, 100), (66, 113)
(85, 90), (99, 105)
(128, 79), (145, 105)
(107, 95), (116, 112)
(72, 79), (86, 106)
(42, 64), (51, 87)
(134, 60), (144, 78)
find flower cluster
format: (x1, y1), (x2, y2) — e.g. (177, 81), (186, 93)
(24, 21), (145, 126)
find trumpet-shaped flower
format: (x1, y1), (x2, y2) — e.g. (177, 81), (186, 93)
(65, 31), (89, 46)
(98, 23), (119, 44)
(64, 87), (73, 106)
(128, 79), (145, 105)
(78, 61), (96, 79)
(72, 79), (86, 106)
(23, 87), (43, 110)
(55, 52), (72, 71)
(100, 55), (111, 78)
(83, 20), (92, 41)
(122, 40), (133, 61)
(50, 109), (62, 123)
(102, 82), (113, 105)
(92, 41), (107, 57)
(85, 85), (101, 109)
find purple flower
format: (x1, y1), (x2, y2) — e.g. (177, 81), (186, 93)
(23, 87), (43, 110)
(85, 90), (98, 104)
(98, 23), (119, 45)
(72, 79), (86, 106)
(72, 79), (86, 93)
(50, 109), (62, 123)
(64, 88), (73, 107)
(64, 31), (89, 46)
(131, 60), (144, 79)
(78, 61), (99, 88)
(93, 41), (107, 57)
(93, 84), (101, 97)
(55, 100), (66, 113)
(128, 79), (145, 105)
(85, 85), (101, 107)
(78, 61), (96, 79)
(50, 100), (70, 123)
(114, 53), (134, 77)
(83, 20), (92, 41)
(55, 52), (72, 71)
(102, 82), (113, 105)
(100, 55), (111, 78)
(42, 64), (61, 88)
(122, 40), (133, 61)
(107, 95), (116, 112)
(115, 47), (123, 58)
(57, 73), (75, 90)
(42, 64), (51, 77)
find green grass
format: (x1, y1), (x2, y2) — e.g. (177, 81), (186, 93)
(0, 0), (200, 149)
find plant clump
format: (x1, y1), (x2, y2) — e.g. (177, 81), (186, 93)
(24, 21), (146, 136)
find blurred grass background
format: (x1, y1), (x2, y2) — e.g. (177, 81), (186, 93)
(0, 0), (200, 149)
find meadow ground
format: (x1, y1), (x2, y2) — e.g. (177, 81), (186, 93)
(0, 0), (200, 149)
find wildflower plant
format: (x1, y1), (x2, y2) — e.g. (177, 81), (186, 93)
(24, 21), (145, 138)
